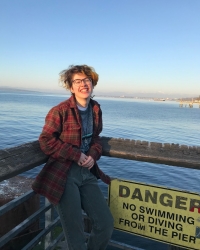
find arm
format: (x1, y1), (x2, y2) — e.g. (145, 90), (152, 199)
(39, 107), (81, 163)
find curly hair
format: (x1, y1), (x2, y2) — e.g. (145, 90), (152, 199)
(59, 65), (99, 90)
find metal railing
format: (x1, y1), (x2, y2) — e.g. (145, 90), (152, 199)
(1, 137), (199, 249)
(0, 191), (58, 249)
(0, 189), (141, 250)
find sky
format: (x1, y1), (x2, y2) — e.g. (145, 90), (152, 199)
(0, 0), (200, 98)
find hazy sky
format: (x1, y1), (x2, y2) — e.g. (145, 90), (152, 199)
(0, 0), (200, 97)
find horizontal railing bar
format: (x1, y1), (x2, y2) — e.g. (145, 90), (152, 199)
(46, 232), (65, 250)
(1, 138), (200, 182)
(56, 235), (143, 250)
(0, 141), (48, 182)
(0, 190), (35, 216)
(101, 137), (200, 170)
(22, 216), (61, 250)
(84, 232), (144, 250)
(0, 203), (52, 248)
(108, 239), (145, 250)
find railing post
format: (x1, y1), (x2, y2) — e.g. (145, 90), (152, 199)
(44, 198), (54, 249)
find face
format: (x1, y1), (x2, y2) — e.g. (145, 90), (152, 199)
(70, 73), (93, 102)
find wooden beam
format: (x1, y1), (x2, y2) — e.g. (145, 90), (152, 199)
(0, 137), (200, 182)
(101, 137), (200, 169)
(0, 141), (48, 182)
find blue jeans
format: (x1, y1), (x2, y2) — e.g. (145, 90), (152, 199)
(55, 163), (114, 250)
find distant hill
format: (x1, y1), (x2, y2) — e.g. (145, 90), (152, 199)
(0, 87), (41, 93)
(0, 86), (199, 101)
(0, 87), (66, 95)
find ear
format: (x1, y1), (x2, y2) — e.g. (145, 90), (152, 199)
(70, 86), (75, 93)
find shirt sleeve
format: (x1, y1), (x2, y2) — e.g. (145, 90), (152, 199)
(39, 107), (81, 163)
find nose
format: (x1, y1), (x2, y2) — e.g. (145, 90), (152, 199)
(80, 79), (87, 86)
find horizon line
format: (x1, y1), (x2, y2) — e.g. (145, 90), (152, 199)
(0, 86), (199, 99)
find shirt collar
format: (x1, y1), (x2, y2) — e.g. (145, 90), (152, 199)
(69, 95), (95, 109)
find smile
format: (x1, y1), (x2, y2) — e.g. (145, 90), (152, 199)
(80, 88), (89, 93)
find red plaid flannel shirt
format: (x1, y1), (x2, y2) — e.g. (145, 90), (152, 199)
(32, 95), (111, 205)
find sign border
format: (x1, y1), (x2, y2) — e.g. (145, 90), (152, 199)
(108, 179), (200, 250)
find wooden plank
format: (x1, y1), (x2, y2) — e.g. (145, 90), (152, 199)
(0, 137), (200, 182)
(101, 137), (200, 169)
(0, 141), (48, 181)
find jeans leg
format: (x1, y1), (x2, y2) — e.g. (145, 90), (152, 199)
(55, 177), (87, 250)
(80, 177), (114, 250)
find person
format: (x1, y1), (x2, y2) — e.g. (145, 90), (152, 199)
(32, 65), (114, 250)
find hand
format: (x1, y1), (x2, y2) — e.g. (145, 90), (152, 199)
(81, 155), (95, 170)
(77, 153), (88, 166)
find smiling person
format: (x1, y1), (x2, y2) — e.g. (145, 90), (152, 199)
(32, 65), (114, 250)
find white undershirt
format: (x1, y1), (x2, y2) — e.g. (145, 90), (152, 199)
(77, 105), (88, 111)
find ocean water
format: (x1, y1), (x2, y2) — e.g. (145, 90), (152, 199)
(0, 91), (200, 249)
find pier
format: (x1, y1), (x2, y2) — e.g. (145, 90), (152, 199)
(179, 98), (200, 108)
(0, 137), (200, 250)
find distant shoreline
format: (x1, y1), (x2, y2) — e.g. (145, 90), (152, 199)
(0, 86), (198, 102)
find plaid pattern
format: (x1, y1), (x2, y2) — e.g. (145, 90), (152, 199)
(32, 95), (111, 205)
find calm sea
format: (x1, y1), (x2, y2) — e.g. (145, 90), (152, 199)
(0, 90), (200, 250)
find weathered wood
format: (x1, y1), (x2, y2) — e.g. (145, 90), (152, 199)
(101, 137), (200, 169)
(0, 137), (200, 182)
(0, 141), (48, 182)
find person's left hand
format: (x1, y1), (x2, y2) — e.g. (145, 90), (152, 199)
(81, 155), (94, 170)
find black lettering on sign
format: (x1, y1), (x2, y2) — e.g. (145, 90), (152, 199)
(162, 229), (168, 236)
(124, 219), (130, 227)
(122, 203), (136, 211)
(131, 188), (143, 201)
(130, 221), (146, 230)
(119, 218), (124, 224)
(119, 185), (130, 197)
(119, 218), (131, 227)
(148, 217), (183, 231)
(118, 218), (145, 231)
(145, 207), (155, 215)
(139, 214), (145, 222)
(138, 223), (145, 231)
(145, 190), (158, 204)
(139, 206), (145, 213)
(148, 225), (168, 236)
(175, 196), (187, 210)
(171, 232), (196, 243)
(187, 217), (194, 225)
(189, 236), (196, 243)
(131, 221), (137, 228)
(160, 193), (173, 207)
(131, 213), (138, 220)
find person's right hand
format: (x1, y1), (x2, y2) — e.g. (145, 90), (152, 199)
(77, 153), (88, 166)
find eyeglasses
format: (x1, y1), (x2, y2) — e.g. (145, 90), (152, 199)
(72, 77), (92, 86)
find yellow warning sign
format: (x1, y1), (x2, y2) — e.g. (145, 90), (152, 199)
(108, 179), (200, 250)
